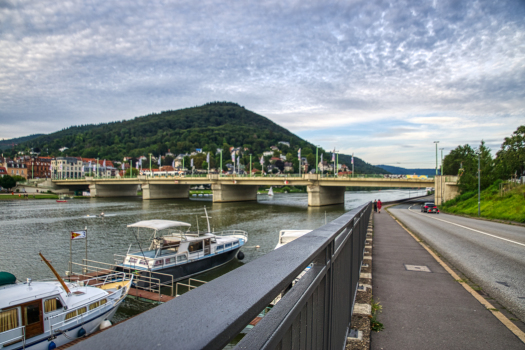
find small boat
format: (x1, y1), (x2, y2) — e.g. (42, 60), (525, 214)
(0, 254), (132, 350)
(275, 230), (312, 249)
(268, 187), (274, 196)
(56, 195), (68, 203)
(115, 209), (248, 285)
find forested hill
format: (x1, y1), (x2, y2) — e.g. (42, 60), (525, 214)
(377, 165), (436, 176)
(11, 102), (387, 174)
(0, 134), (44, 150)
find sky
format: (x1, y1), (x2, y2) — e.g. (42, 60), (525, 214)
(1, 0), (524, 168)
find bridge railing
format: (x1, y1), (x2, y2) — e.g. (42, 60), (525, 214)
(70, 202), (372, 350)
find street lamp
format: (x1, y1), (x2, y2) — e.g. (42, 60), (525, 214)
(440, 147), (444, 205)
(220, 150), (223, 176)
(316, 146), (319, 174)
(249, 154), (252, 177)
(149, 153), (152, 177)
(478, 150), (481, 217)
(434, 141), (439, 176)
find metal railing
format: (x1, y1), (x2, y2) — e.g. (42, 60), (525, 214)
(175, 278), (207, 297)
(71, 260), (174, 297)
(69, 202), (372, 350)
(0, 326), (25, 348)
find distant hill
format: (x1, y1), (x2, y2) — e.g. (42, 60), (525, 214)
(0, 134), (45, 150)
(8, 102), (387, 174)
(377, 165), (437, 176)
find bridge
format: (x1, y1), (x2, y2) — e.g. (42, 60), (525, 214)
(49, 174), (449, 207)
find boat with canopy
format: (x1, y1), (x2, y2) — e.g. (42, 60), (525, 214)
(115, 211), (248, 284)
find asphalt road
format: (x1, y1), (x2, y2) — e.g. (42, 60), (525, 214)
(389, 198), (525, 322)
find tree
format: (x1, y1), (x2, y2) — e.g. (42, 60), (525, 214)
(12, 175), (26, 183)
(0, 175), (16, 190)
(495, 125), (525, 179)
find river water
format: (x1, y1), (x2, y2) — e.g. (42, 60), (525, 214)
(0, 189), (426, 322)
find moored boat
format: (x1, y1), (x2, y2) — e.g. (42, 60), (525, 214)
(115, 214), (248, 285)
(0, 255), (132, 350)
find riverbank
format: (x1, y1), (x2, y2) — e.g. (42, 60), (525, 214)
(441, 183), (525, 223)
(0, 193), (88, 200)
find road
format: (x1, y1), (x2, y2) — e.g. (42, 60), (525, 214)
(389, 198), (525, 322)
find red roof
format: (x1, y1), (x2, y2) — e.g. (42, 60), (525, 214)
(0, 167), (6, 174)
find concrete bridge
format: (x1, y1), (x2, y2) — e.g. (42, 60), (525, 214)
(49, 174), (455, 207)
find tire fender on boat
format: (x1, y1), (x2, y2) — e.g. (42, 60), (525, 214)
(237, 251), (245, 260)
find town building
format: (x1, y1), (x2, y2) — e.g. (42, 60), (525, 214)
(0, 167), (7, 177)
(51, 157), (83, 179)
(25, 156), (53, 179)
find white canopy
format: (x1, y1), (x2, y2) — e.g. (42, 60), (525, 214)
(127, 220), (191, 230)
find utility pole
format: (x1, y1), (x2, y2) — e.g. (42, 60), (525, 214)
(478, 151), (481, 217)
(434, 141), (439, 176)
(440, 147), (444, 205)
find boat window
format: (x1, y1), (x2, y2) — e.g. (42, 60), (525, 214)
(188, 241), (203, 253)
(139, 260), (148, 265)
(129, 257), (137, 264)
(77, 307), (87, 316)
(216, 245), (224, 251)
(225, 243), (232, 248)
(232, 240), (239, 246)
(154, 260), (163, 266)
(0, 308), (19, 332)
(65, 310), (76, 320)
(44, 298), (63, 313)
(176, 255), (187, 263)
(165, 257), (175, 264)
(89, 299), (107, 311)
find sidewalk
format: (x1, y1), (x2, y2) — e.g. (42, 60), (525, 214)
(371, 210), (525, 349)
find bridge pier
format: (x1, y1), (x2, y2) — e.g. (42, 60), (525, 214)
(89, 184), (139, 197)
(212, 184), (258, 203)
(307, 185), (345, 206)
(142, 184), (190, 200)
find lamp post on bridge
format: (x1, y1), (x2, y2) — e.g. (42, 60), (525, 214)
(249, 154), (252, 177)
(316, 146), (319, 174)
(149, 153), (152, 178)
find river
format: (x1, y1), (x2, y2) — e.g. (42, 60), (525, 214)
(0, 189), (426, 322)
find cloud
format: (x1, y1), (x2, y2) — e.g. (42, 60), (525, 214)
(0, 0), (524, 165)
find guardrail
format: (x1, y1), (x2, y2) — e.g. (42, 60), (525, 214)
(71, 260), (174, 297)
(70, 202), (372, 350)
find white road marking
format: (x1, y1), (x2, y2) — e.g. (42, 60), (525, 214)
(407, 205), (525, 248)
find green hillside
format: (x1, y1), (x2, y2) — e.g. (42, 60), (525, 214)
(441, 182), (525, 223)
(8, 102), (387, 173)
(0, 134), (45, 150)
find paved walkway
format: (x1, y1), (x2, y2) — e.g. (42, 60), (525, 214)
(371, 210), (525, 349)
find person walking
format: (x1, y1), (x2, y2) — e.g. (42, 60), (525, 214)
(377, 199), (382, 213)
(373, 199), (378, 213)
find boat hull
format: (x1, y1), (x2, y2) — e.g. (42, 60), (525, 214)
(4, 305), (119, 350)
(121, 247), (241, 286)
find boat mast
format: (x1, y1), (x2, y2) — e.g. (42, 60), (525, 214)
(39, 252), (71, 294)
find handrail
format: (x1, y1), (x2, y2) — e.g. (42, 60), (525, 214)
(76, 259), (174, 297)
(69, 202), (372, 350)
(0, 326), (25, 348)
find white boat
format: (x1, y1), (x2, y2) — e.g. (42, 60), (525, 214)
(0, 255), (132, 350)
(268, 187), (274, 196)
(275, 230), (312, 249)
(115, 210), (248, 285)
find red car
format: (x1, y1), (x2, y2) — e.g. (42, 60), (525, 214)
(421, 202), (439, 214)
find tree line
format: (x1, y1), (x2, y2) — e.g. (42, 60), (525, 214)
(443, 125), (525, 194)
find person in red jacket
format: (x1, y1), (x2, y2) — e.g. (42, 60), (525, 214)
(377, 199), (382, 213)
